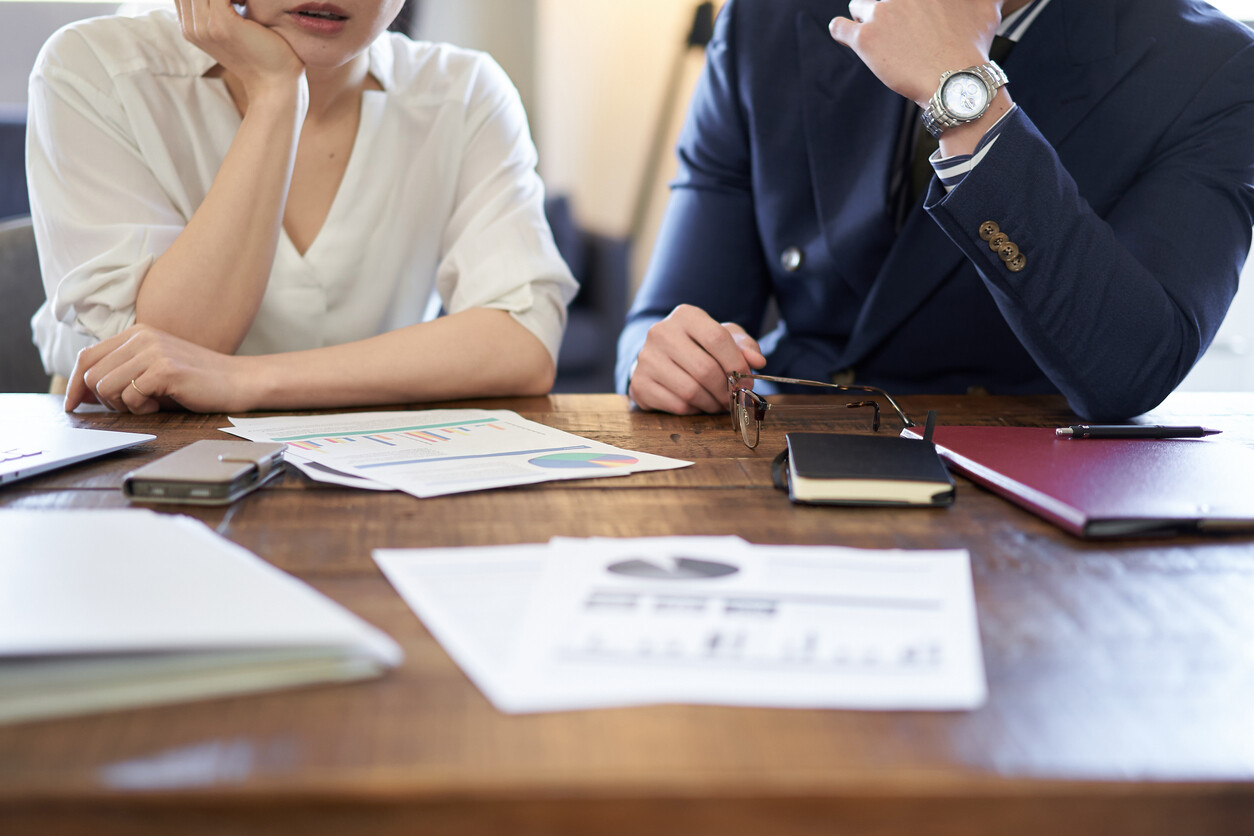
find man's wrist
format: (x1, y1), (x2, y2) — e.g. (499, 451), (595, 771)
(921, 59), (1009, 141)
(912, 52), (991, 109)
(937, 88), (1014, 158)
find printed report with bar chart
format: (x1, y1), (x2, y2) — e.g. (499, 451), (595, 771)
(224, 410), (691, 498)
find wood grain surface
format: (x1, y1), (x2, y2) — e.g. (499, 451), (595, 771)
(2, 392), (1252, 836)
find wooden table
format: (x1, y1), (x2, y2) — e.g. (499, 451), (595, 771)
(2, 392), (1252, 836)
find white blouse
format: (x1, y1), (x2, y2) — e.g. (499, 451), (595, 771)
(28, 10), (577, 378)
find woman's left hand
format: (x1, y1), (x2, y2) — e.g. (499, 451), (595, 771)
(65, 324), (255, 414)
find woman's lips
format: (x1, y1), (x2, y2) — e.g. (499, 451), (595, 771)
(287, 4), (349, 34)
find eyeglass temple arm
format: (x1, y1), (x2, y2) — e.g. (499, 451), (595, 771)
(730, 372), (915, 427)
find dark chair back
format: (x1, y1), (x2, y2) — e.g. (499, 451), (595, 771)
(0, 216), (51, 392)
(547, 196), (629, 393)
(0, 113), (29, 220)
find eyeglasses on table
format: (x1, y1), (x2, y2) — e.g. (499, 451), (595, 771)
(727, 371), (916, 449)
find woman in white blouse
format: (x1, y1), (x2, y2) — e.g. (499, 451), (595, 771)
(28, 0), (577, 413)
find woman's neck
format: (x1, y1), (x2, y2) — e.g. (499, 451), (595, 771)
(219, 52), (376, 122)
(304, 54), (378, 119)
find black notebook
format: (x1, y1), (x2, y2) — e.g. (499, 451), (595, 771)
(780, 426), (954, 507)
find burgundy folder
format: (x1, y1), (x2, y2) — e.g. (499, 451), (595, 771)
(902, 425), (1254, 538)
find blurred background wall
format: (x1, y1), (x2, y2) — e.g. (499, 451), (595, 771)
(416, 0), (713, 297)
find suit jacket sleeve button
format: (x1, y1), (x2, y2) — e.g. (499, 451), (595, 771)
(1007, 254), (1027, 272)
(988, 232), (1010, 251)
(781, 247), (804, 272)
(979, 221), (1000, 241)
(998, 242), (1020, 262)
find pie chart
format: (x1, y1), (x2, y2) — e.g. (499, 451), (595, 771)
(606, 557), (740, 580)
(529, 452), (639, 469)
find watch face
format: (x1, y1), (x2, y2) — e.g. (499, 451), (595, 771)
(942, 72), (990, 119)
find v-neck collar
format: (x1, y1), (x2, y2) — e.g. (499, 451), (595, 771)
(195, 33), (396, 264)
(278, 88), (386, 265)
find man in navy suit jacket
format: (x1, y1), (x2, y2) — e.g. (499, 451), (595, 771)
(616, 0), (1254, 421)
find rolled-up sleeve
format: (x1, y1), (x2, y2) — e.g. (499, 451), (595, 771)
(27, 27), (185, 377)
(434, 56), (577, 363)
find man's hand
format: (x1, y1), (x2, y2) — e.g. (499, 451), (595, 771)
(628, 304), (766, 415)
(828, 0), (1003, 107)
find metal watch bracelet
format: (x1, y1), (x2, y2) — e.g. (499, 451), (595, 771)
(921, 60), (1008, 138)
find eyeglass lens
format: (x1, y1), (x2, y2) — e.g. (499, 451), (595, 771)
(729, 389), (762, 448)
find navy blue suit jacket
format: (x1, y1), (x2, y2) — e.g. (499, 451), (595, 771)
(616, 0), (1254, 420)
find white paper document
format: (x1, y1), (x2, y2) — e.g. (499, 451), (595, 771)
(374, 538), (986, 713)
(226, 409), (690, 497)
(1, 510), (402, 725)
(374, 542), (557, 699)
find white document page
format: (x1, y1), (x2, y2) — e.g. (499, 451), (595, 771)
(373, 538), (750, 709)
(502, 539), (986, 712)
(373, 543), (554, 700)
(375, 538), (985, 713)
(227, 410), (690, 498)
(285, 456), (397, 490)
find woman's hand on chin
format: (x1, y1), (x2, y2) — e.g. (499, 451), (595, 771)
(175, 0), (306, 102)
(65, 324), (259, 415)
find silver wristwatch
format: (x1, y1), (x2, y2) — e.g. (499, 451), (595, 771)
(921, 61), (1008, 138)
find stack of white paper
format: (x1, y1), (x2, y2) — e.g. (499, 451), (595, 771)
(225, 409), (691, 497)
(0, 510), (402, 725)
(374, 537), (986, 713)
